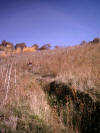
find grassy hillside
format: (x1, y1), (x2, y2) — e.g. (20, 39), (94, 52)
(0, 43), (100, 133)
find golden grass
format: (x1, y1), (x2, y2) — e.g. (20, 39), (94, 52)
(0, 42), (100, 133)
(0, 51), (6, 57)
(23, 47), (36, 52)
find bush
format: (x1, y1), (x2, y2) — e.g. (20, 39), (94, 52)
(39, 43), (51, 50)
(80, 40), (87, 45)
(15, 43), (27, 50)
(92, 38), (99, 43)
(1, 40), (6, 47)
(55, 45), (60, 49)
(32, 44), (39, 50)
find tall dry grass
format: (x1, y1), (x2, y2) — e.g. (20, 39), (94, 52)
(0, 42), (100, 133)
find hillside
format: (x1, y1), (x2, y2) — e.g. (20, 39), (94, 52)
(0, 43), (100, 133)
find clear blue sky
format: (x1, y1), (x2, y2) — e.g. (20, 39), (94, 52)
(0, 0), (100, 47)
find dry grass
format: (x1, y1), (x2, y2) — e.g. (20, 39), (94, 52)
(23, 47), (36, 52)
(0, 51), (7, 57)
(0, 42), (100, 133)
(11, 43), (100, 91)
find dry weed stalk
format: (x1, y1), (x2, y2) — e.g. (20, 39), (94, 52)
(1, 66), (4, 79)
(3, 64), (9, 90)
(3, 62), (13, 105)
(14, 62), (17, 96)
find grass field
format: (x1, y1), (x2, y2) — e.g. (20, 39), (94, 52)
(0, 42), (100, 133)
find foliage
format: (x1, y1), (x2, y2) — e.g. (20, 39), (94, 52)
(46, 81), (100, 133)
(80, 40), (87, 45)
(92, 38), (99, 43)
(39, 43), (51, 50)
(15, 43), (27, 50)
(55, 45), (60, 49)
(1, 40), (6, 46)
(32, 44), (39, 50)
(0, 99), (53, 133)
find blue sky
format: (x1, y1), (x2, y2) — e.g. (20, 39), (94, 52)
(0, 0), (100, 47)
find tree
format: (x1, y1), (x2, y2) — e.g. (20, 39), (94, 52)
(92, 38), (99, 43)
(0, 44), (3, 51)
(6, 42), (14, 49)
(2, 40), (6, 47)
(80, 40), (87, 45)
(1, 40), (14, 51)
(39, 43), (51, 50)
(55, 45), (60, 49)
(32, 44), (39, 50)
(15, 43), (27, 50)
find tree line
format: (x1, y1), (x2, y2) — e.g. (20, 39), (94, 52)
(0, 40), (60, 52)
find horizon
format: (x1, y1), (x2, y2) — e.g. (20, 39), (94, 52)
(0, 0), (100, 48)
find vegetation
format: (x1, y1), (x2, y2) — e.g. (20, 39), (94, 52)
(0, 99), (53, 133)
(15, 43), (27, 50)
(39, 43), (51, 50)
(0, 39), (100, 133)
(45, 81), (100, 133)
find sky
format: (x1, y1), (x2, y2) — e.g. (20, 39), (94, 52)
(0, 0), (100, 47)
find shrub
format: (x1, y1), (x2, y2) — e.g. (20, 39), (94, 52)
(32, 44), (39, 50)
(92, 38), (99, 43)
(15, 43), (27, 50)
(80, 40), (87, 45)
(55, 45), (60, 49)
(39, 43), (51, 50)
(1, 40), (6, 47)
